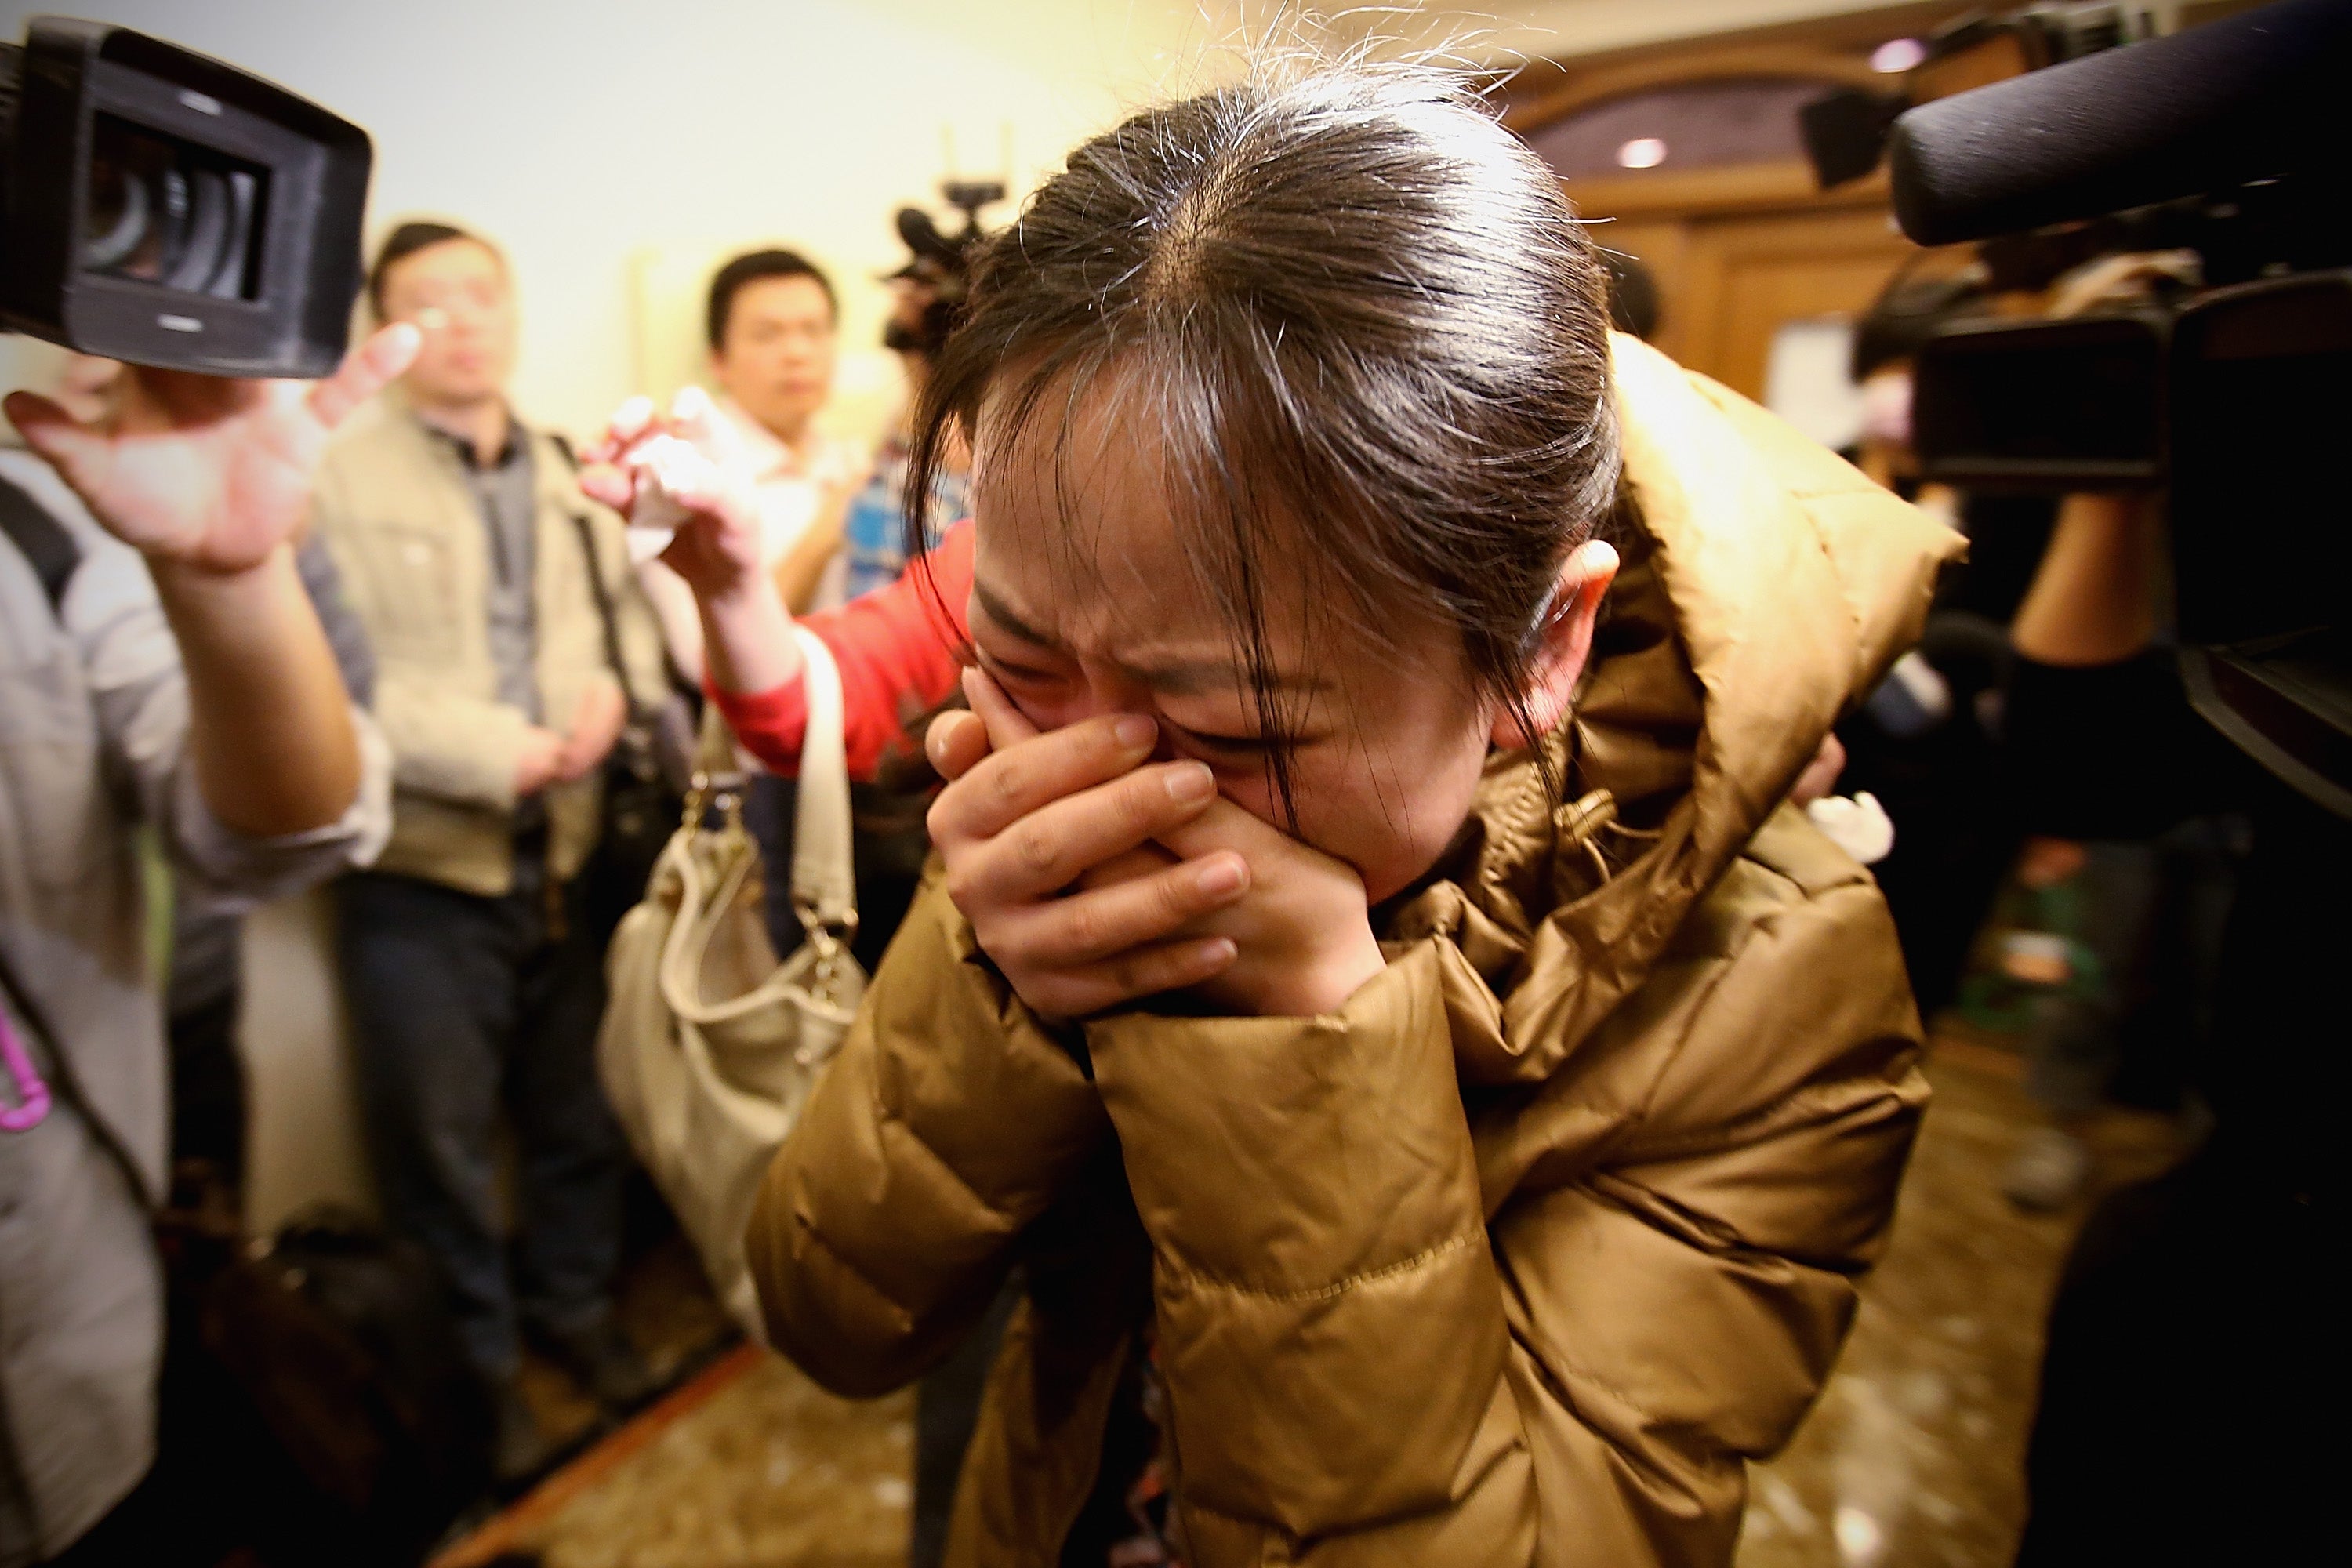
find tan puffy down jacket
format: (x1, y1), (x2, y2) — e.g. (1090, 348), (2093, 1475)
(746, 336), (1965, 1566)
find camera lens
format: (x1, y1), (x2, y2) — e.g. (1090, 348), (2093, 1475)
(80, 114), (265, 300)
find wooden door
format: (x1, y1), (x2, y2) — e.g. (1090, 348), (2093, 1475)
(1558, 165), (1956, 403)
(1679, 205), (1928, 398)
(1507, 38), (1973, 402)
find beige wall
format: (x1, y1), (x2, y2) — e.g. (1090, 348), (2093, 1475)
(2, 0), (1254, 441)
(0, 2), (1968, 441)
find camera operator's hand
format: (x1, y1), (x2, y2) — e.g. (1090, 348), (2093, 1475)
(0, 326), (417, 840)
(1, 324), (419, 574)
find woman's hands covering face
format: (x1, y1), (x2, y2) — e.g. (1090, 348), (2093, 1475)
(924, 668), (1387, 1021)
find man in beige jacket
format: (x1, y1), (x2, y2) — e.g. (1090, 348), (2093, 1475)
(310, 223), (668, 1479)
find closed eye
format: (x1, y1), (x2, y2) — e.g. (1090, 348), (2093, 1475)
(1168, 724), (1277, 759)
(974, 650), (1062, 690)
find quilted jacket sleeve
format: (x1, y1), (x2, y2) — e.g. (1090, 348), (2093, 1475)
(1082, 825), (1926, 1566)
(744, 881), (1112, 1395)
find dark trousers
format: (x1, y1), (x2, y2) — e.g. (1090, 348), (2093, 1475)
(165, 991), (245, 1188)
(335, 845), (623, 1381)
(912, 1282), (1019, 1568)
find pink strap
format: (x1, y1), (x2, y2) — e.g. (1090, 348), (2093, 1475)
(0, 1007), (52, 1133)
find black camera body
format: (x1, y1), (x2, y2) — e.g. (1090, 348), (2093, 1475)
(1884, 0), (2352, 817)
(0, 17), (371, 377)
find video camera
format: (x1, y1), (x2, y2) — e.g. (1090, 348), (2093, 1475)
(0, 16), (370, 378)
(1845, 0), (2351, 816)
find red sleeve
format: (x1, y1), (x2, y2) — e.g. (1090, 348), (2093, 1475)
(708, 520), (974, 781)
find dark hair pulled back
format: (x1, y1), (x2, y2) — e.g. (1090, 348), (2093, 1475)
(905, 62), (1621, 815)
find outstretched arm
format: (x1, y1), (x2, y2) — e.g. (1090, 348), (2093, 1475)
(579, 388), (804, 696)
(581, 393), (973, 778)
(5, 327), (417, 837)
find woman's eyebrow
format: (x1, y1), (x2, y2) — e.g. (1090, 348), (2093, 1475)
(971, 577), (1062, 649)
(1128, 658), (1330, 698)
(973, 574), (1330, 696)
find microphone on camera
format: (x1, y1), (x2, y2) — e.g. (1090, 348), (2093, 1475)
(1887, 0), (2352, 248)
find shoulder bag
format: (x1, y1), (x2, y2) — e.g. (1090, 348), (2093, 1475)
(597, 626), (864, 1338)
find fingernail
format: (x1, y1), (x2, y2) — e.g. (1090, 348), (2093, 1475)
(1196, 938), (1238, 967)
(1167, 762), (1215, 802)
(1113, 714), (1156, 753)
(1196, 856), (1246, 896)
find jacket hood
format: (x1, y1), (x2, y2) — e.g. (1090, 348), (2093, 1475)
(1389, 334), (1963, 1084)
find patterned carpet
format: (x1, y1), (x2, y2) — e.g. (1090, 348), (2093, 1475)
(437, 1038), (2186, 1568)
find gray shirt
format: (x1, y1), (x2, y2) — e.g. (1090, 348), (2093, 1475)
(0, 448), (392, 1561)
(421, 416), (539, 723)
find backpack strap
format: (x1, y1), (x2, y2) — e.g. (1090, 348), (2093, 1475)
(0, 473), (82, 614)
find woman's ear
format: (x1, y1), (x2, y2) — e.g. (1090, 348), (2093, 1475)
(1492, 538), (1620, 748)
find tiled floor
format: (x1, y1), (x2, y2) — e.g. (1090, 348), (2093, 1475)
(442, 1039), (2186, 1568)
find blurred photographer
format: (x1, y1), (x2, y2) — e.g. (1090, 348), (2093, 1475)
(0, 328), (405, 1563)
(1997, 474), (2329, 1559)
(840, 208), (975, 605)
(1837, 2), (2351, 1545)
(1833, 272), (2051, 1020)
(1994, 485), (2245, 1211)
(1952, 254), (2241, 1210)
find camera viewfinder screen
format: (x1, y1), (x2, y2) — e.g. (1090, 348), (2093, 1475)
(80, 113), (269, 301)
(1917, 329), (2162, 471)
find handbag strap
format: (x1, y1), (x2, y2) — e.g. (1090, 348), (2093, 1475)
(787, 625), (857, 946)
(568, 509), (648, 724)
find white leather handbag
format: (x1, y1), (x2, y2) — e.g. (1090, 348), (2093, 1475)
(597, 626), (864, 1340)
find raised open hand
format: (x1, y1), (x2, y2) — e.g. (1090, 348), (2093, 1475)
(1, 324), (419, 575)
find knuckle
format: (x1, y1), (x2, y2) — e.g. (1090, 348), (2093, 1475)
(1157, 872), (1200, 921)
(986, 757), (1027, 808)
(940, 862), (980, 911)
(1059, 902), (1106, 958)
(1106, 953), (1146, 996)
(1125, 768), (1175, 816)
(1011, 822), (1062, 878)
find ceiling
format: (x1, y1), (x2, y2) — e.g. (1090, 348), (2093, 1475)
(1323, 1), (1945, 63)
